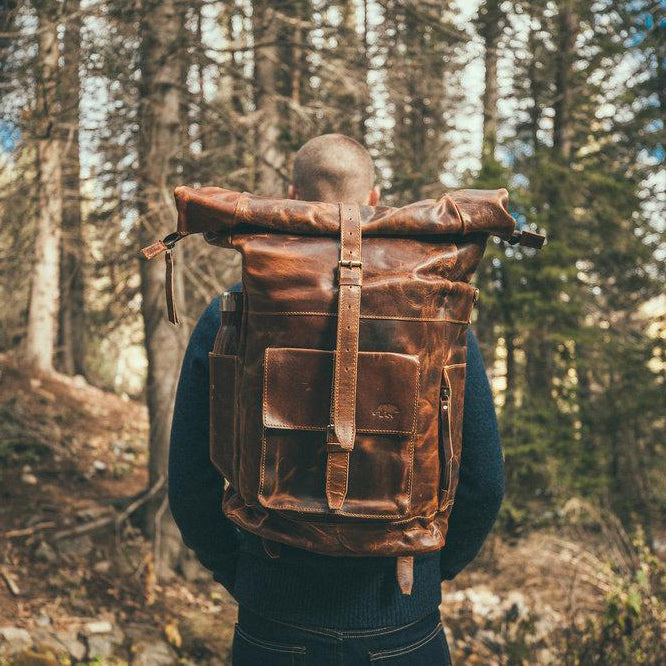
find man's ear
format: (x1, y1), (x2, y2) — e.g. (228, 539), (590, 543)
(368, 186), (380, 207)
(288, 184), (298, 200)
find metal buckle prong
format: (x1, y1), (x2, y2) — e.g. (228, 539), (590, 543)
(338, 259), (362, 269)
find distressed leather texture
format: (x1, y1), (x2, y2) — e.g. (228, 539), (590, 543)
(162, 185), (544, 560)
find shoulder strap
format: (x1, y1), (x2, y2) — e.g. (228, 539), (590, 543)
(325, 203), (363, 511)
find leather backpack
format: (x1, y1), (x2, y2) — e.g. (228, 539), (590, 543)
(141, 186), (544, 593)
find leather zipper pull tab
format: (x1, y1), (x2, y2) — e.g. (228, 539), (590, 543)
(396, 556), (414, 595)
(140, 231), (184, 260)
(165, 249), (180, 325)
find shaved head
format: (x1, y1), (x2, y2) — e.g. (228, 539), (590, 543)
(291, 134), (377, 205)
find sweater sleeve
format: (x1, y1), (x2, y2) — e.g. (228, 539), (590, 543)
(168, 298), (239, 593)
(440, 329), (504, 580)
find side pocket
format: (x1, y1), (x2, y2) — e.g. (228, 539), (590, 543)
(439, 369), (455, 511)
(209, 353), (237, 484)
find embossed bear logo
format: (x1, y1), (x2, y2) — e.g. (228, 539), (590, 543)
(372, 404), (400, 420)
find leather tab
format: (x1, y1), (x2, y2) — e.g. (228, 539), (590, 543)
(325, 203), (362, 510)
(165, 250), (180, 325)
(325, 450), (350, 510)
(140, 240), (167, 260)
(508, 229), (545, 249)
(396, 556), (414, 595)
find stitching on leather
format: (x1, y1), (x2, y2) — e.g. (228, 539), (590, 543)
(258, 429), (267, 502)
(261, 501), (405, 519)
(234, 624), (306, 655)
(368, 622), (443, 660)
(258, 348), (270, 499)
(262, 347), (270, 429)
(248, 311), (469, 324)
(405, 360), (421, 512)
(442, 367), (455, 506)
(263, 422), (415, 435)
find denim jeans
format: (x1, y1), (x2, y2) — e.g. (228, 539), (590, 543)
(232, 607), (452, 665)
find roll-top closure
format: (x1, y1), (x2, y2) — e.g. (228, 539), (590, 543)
(173, 185), (539, 242)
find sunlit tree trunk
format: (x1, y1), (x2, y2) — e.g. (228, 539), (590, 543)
(137, 0), (188, 577)
(25, 1), (62, 373)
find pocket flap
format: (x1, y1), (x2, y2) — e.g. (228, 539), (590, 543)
(263, 347), (419, 435)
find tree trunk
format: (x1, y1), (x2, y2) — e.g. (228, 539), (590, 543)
(58, 0), (86, 377)
(478, 0), (502, 161)
(25, 1), (62, 373)
(137, 0), (188, 578)
(527, 4), (542, 153)
(553, 0), (578, 163)
(252, 1), (285, 195)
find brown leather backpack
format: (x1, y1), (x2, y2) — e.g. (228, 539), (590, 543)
(142, 186), (544, 593)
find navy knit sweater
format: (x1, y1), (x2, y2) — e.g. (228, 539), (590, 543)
(169, 296), (504, 629)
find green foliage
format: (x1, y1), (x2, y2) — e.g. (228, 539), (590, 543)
(467, 0), (666, 533)
(563, 531), (666, 665)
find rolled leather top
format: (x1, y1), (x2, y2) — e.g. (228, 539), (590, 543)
(173, 185), (521, 240)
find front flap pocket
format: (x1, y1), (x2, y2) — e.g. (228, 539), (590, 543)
(259, 347), (419, 517)
(263, 347), (418, 434)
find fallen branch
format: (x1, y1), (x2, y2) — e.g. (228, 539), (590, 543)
(54, 515), (114, 540)
(0, 566), (20, 596)
(4, 521), (56, 539)
(116, 475), (166, 527)
(54, 476), (166, 540)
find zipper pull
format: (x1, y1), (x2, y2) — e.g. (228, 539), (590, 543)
(140, 231), (183, 260)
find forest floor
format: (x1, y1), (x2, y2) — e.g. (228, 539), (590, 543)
(0, 353), (649, 665)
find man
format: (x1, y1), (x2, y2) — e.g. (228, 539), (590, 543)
(169, 134), (504, 665)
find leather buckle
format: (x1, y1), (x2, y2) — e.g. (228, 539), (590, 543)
(338, 259), (362, 269)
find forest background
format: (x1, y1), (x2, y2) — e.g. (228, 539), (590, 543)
(0, 0), (665, 664)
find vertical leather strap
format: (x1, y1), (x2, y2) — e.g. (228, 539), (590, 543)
(325, 203), (362, 511)
(165, 250), (180, 325)
(396, 556), (414, 595)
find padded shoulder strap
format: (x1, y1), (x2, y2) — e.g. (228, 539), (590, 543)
(325, 203), (362, 511)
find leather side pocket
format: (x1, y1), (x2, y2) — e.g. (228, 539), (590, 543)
(209, 353), (237, 484)
(439, 368), (455, 511)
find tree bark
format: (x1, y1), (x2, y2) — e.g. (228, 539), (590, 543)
(58, 0), (86, 377)
(526, 5), (541, 153)
(25, 1), (63, 373)
(252, 0), (285, 195)
(137, 0), (188, 577)
(553, 0), (578, 162)
(478, 0), (503, 161)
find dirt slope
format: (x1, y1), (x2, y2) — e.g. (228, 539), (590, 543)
(0, 354), (236, 665)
